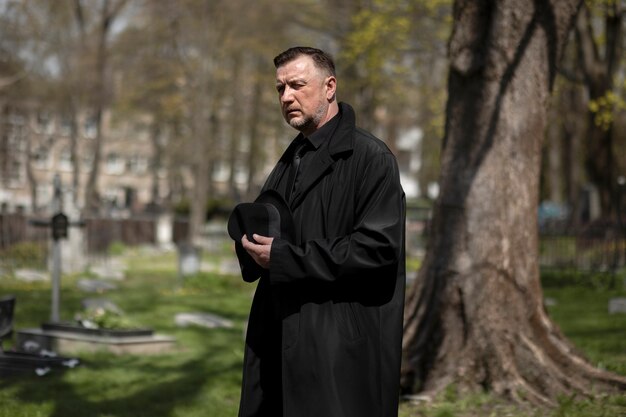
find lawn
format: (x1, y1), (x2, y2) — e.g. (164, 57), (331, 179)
(1, 247), (625, 417)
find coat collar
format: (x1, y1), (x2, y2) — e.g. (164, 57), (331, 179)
(264, 102), (356, 209)
(278, 102), (355, 162)
(289, 102), (355, 208)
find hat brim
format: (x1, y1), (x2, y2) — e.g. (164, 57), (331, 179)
(227, 189), (295, 244)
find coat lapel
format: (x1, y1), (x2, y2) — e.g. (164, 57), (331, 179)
(290, 148), (335, 208)
(290, 103), (356, 209)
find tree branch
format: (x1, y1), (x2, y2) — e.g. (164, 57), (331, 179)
(575, 3), (601, 83)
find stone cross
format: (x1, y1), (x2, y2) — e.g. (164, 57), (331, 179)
(30, 175), (84, 322)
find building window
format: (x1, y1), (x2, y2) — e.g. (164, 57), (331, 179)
(60, 116), (72, 136)
(106, 152), (125, 175)
(36, 111), (54, 135)
(84, 117), (97, 139)
(36, 184), (51, 207)
(33, 146), (50, 169)
(128, 154), (148, 174)
(234, 164), (248, 185)
(83, 153), (94, 170)
(212, 160), (229, 182)
(59, 147), (72, 171)
(7, 158), (24, 186)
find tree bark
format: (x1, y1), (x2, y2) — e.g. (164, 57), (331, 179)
(401, 0), (626, 405)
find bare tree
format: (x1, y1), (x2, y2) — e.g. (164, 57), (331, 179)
(402, 0), (626, 405)
(82, 0), (129, 213)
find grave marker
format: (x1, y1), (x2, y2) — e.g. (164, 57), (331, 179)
(29, 175), (85, 322)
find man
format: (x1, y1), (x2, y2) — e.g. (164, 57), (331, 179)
(235, 46), (406, 417)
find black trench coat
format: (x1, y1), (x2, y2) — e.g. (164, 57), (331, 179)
(236, 103), (406, 417)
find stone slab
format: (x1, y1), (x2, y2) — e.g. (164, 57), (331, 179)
(90, 265), (125, 281)
(77, 279), (118, 293)
(609, 297), (626, 314)
(14, 269), (48, 282)
(81, 298), (123, 314)
(175, 312), (233, 329)
(17, 328), (176, 356)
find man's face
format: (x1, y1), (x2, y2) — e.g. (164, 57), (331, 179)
(275, 55), (334, 135)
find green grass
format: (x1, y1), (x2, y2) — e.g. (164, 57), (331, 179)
(1, 249), (625, 417)
(1, 248), (250, 417)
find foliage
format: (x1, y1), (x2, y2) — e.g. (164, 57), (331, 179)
(342, 0), (413, 86)
(589, 90), (626, 130)
(107, 241), (127, 257)
(0, 242), (47, 270)
(74, 307), (140, 330)
(339, 0), (451, 191)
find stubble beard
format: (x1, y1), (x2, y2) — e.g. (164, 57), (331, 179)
(288, 102), (327, 134)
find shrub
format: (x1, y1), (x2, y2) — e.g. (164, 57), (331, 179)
(0, 241), (48, 269)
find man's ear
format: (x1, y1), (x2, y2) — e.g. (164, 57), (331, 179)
(325, 76), (337, 101)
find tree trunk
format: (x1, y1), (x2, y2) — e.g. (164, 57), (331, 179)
(401, 0), (626, 405)
(84, 3), (109, 214)
(575, 2), (623, 218)
(68, 106), (81, 208)
(545, 105), (563, 203)
(561, 84), (586, 228)
(84, 0), (128, 214)
(24, 114), (38, 214)
(227, 53), (243, 201)
(146, 122), (163, 208)
(245, 64), (263, 200)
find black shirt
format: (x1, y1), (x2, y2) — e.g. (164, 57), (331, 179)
(292, 111), (341, 194)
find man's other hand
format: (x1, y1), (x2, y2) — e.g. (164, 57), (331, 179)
(242, 234), (274, 269)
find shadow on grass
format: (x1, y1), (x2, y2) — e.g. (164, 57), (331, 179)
(0, 343), (242, 417)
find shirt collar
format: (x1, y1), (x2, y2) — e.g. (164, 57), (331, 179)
(306, 111), (341, 150)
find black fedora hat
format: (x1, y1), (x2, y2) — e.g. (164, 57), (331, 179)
(227, 189), (295, 244)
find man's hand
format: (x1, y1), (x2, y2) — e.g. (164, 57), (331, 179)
(242, 234), (274, 269)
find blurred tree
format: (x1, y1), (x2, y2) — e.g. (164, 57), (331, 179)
(575, 0), (624, 217)
(402, 0), (626, 404)
(112, 4), (185, 210)
(337, 0), (451, 196)
(0, 2), (27, 189)
(35, 1), (92, 208)
(0, 1), (63, 211)
(80, 0), (130, 214)
(542, 73), (587, 224)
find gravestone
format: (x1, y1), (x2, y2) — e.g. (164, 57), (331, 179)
(91, 265), (125, 281)
(544, 298), (557, 307)
(156, 214), (174, 249)
(56, 186), (86, 274)
(16, 327), (176, 356)
(29, 175), (85, 322)
(15, 269), (48, 282)
(608, 298), (626, 314)
(174, 312), (233, 329)
(81, 298), (123, 314)
(219, 259), (241, 275)
(177, 243), (201, 277)
(77, 279), (117, 293)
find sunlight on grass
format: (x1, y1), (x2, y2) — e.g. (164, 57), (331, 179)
(1, 248), (625, 417)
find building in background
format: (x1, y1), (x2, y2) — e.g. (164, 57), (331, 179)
(0, 98), (424, 217)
